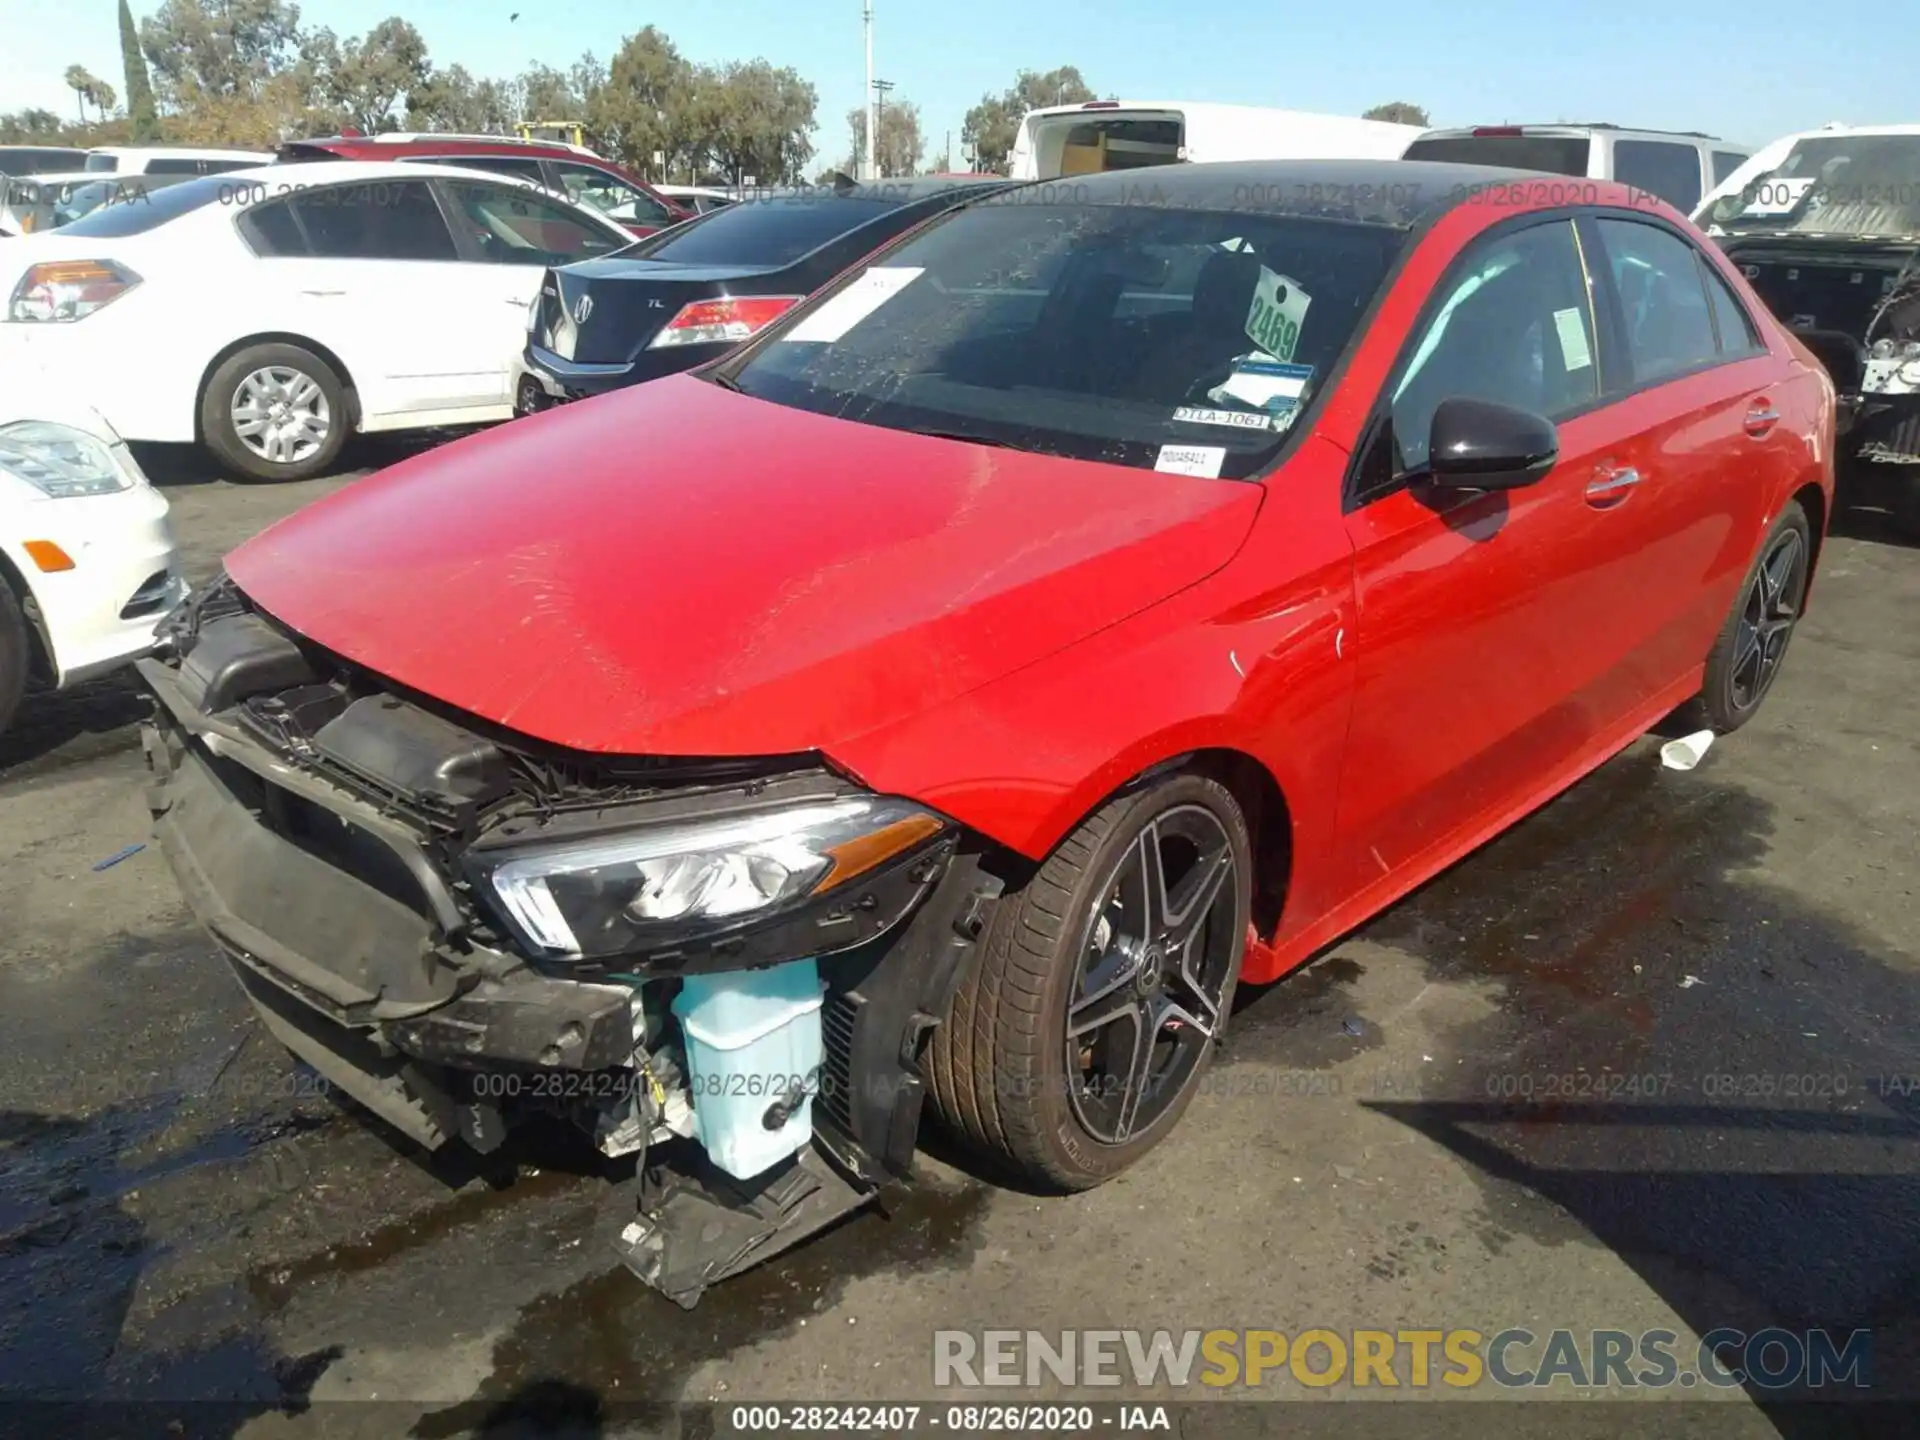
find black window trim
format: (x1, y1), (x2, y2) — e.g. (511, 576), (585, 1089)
(1584, 208), (1767, 395)
(1342, 207), (1611, 513)
(1693, 249), (1767, 359)
(232, 176), (463, 262)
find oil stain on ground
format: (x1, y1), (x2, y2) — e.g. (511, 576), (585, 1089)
(411, 1178), (992, 1434)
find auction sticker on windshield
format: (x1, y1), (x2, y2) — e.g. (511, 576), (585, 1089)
(1172, 405), (1282, 431)
(1244, 267), (1311, 362)
(1155, 444), (1227, 477)
(1208, 357), (1313, 415)
(784, 266), (925, 343)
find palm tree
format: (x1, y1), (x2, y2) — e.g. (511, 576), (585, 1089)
(65, 64), (93, 123)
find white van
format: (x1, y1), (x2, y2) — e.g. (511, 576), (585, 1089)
(1401, 125), (1749, 214)
(1007, 101), (1424, 181)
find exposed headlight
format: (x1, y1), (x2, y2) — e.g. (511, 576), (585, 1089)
(469, 796), (946, 961)
(0, 420), (137, 497)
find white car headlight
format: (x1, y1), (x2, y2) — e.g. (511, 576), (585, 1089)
(0, 420), (137, 497)
(468, 796), (946, 960)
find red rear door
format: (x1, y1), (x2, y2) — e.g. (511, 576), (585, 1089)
(1333, 216), (1626, 894)
(1545, 213), (1785, 726)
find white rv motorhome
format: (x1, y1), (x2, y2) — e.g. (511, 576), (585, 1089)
(1007, 101), (1424, 181)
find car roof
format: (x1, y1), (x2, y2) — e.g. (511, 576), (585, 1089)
(210, 158), (590, 189)
(1015, 158), (1561, 227)
(289, 133), (602, 160)
(1414, 124), (1730, 143)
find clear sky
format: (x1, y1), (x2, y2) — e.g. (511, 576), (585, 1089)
(1, 0), (1910, 166)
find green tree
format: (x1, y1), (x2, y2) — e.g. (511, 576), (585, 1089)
(406, 64), (514, 133)
(845, 97), (923, 178)
(588, 27), (696, 177)
(64, 66), (97, 123)
(119, 0), (160, 141)
(323, 17), (432, 132)
(0, 108), (67, 142)
(962, 65), (1094, 174)
(703, 60), (816, 184)
(140, 0), (306, 106)
(1362, 101), (1430, 126)
(514, 62), (583, 124)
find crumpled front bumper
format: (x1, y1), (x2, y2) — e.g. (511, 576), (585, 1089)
(139, 656), (636, 1150)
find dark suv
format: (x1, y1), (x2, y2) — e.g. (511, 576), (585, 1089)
(279, 133), (692, 236)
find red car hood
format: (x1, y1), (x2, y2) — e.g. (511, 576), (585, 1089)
(227, 377), (1261, 757)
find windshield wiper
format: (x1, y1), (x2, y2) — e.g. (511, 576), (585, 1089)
(702, 371), (743, 393)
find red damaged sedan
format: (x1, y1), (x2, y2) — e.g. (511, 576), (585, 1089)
(140, 160), (1834, 1305)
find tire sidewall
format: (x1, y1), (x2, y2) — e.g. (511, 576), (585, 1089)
(201, 343), (347, 483)
(1703, 501), (1812, 731)
(1027, 774), (1252, 1185)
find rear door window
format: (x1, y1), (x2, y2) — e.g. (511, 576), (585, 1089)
(1401, 134), (1592, 176)
(1595, 218), (1721, 382)
(1611, 140), (1703, 211)
(144, 157), (203, 176)
(289, 180), (457, 261)
(1711, 150), (1748, 185)
(439, 179), (623, 265)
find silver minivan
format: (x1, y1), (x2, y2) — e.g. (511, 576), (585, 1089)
(1402, 124), (1751, 214)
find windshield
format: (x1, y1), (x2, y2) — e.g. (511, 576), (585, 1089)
(727, 199), (1406, 478)
(84, 153), (119, 172)
(635, 193), (900, 267)
(50, 173), (230, 237)
(1402, 134), (1591, 177)
(1703, 135), (1920, 237)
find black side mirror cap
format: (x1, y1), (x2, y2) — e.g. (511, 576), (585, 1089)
(1424, 397), (1559, 491)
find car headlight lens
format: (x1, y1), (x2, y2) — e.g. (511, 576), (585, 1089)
(0, 420), (137, 497)
(470, 795), (945, 960)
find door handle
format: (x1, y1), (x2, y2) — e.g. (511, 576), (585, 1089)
(298, 289), (345, 297)
(1744, 402), (1781, 437)
(1585, 466), (1643, 505)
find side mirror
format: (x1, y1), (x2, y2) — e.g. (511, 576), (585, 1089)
(1424, 397), (1559, 491)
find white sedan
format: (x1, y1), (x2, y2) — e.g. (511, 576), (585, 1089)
(1, 380), (185, 738)
(0, 161), (634, 482)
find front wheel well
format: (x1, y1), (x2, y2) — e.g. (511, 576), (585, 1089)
(1792, 481), (1828, 604)
(195, 334), (360, 441)
(968, 748), (1293, 939)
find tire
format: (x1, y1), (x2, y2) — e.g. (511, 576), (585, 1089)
(200, 342), (349, 483)
(926, 771), (1253, 1191)
(0, 580), (29, 740)
(1693, 499), (1812, 733)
